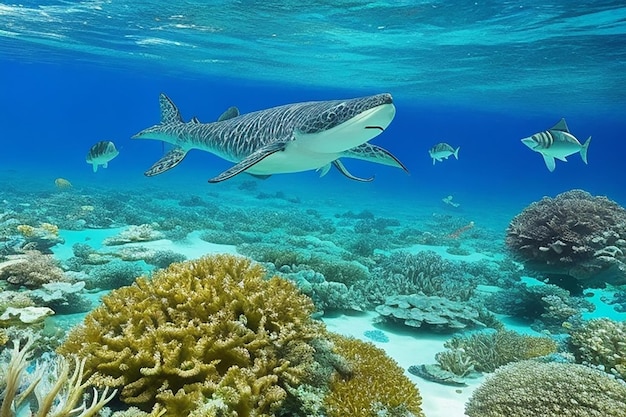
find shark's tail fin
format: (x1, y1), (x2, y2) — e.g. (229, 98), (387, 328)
(453, 146), (460, 160)
(580, 136), (591, 164)
(341, 143), (409, 173)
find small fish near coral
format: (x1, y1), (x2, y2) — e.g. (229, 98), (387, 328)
(133, 93), (409, 182)
(86, 140), (119, 172)
(520, 118), (591, 172)
(429, 142), (460, 165)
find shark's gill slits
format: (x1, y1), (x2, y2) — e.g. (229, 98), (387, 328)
(365, 126), (384, 131)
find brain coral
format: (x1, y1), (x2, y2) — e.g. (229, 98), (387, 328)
(58, 254), (324, 416)
(325, 334), (425, 417)
(466, 360), (626, 417)
(506, 189), (626, 291)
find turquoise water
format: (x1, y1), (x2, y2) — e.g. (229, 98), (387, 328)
(1, 2), (626, 417)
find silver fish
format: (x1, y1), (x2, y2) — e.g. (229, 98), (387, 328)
(429, 142), (460, 165)
(521, 118), (591, 172)
(86, 141), (119, 172)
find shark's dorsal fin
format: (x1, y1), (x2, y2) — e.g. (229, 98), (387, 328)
(549, 118), (569, 133)
(190, 116), (200, 124)
(208, 141), (288, 183)
(332, 160), (374, 182)
(217, 106), (240, 122)
(144, 147), (188, 177)
(159, 93), (183, 124)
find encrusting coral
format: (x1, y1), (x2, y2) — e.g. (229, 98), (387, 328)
(465, 360), (626, 417)
(324, 334), (425, 417)
(57, 254), (325, 416)
(506, 189), (626, 291)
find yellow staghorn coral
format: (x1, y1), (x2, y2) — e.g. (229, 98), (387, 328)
(325, 334), (425, 417)
(58, 254), (324, 416)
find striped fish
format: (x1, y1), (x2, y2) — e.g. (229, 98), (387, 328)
(521, 118), (591, 172)
(428, 142), (460, 165)
(86, 141), (119, 172)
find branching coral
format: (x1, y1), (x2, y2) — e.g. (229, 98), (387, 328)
(437, 329), (558, 374)
(57, 254), (325, 416)
(325, 335), (424, 417)
(0, 337), (116, 417)
(506, 189), (626, 290)
(465, 360), (626, 417)
(568, 318), (626, 380)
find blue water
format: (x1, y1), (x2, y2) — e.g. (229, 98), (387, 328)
(1, 2), (626, 417)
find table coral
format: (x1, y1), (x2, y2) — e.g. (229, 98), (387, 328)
(465, 360), (626, 417)
(506, 189), (626, 291)
(375, 293), (484, 331)
(57, 254), (325, 417)
(325, 334), (425, 417)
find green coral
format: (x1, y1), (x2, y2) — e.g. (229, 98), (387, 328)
(466, 360), (626, 417)
(568, 318), (626, 380)
(58, 254), (325, 416)
(437, 329), (558, 374)
(325, 335), (425, 417)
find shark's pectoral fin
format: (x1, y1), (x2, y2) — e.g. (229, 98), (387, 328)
(542, 154), (556, 172)
(332, 160), (374, 182)
(342, 143), (409, 174)
(144, 147), (188, 177)
(208, 141), (288, 183)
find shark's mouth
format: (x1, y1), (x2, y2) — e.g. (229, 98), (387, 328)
(365, 125), (385, 132)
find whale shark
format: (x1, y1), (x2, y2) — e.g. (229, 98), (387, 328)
(132, 93), (408, 183)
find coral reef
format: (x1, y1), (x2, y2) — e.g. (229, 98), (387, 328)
(14, 222), (64, 253)
(357, 251), (478, 308)
(102, 224), (164, 246)
(0, 250), (68, 288)
(465, 360), (626, 417)
(375, 293), (485, 331)
(82, 259), (144, 290)
(506, 189), (626, 291)
(485, 281), (594, 333)
(435, 329), (558, 375)
(0, 336), (116, 416)
(325, 335), (425, 417)
(567, 318), (626, 380)
(57, 254), (325, 416)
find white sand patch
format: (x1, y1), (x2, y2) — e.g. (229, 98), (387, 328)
(323, 311), (484, 417)
(101, 231), (238, 260)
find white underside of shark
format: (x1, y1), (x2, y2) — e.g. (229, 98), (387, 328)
(132, 93), (407, 183)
